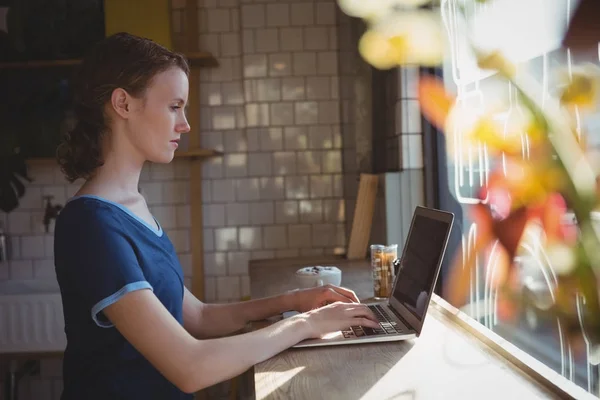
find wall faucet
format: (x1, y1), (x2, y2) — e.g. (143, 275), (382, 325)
(43, 195), (63, 233)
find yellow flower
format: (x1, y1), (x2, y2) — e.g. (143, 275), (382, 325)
(358, 11), (444, 68)
(476, 50), (516, 77)
(559, 63), (600, 111)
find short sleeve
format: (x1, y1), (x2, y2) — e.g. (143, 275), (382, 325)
(55, 203), (153, 328)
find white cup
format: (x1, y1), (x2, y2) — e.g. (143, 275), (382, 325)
(295, 266), (342, 289)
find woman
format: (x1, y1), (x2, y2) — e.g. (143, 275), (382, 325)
(54, 32), (379, 400)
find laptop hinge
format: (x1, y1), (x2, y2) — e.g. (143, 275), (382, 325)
(388, 304), (412, 330)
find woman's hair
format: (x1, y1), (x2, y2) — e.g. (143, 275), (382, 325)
(56, 32), (190, 183)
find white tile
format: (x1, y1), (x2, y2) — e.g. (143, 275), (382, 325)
(299, 200), (323, 223)
(203, 204), (226, 227)
(284, 126), (308, 150)
(204, 252), (227, 276)
(224, 154), (248, 178)
(260, 177), (285, 200)
(202, 180), (212, 204)
(259, 127), (283, 151)
(221, 33), (241, 57)
(162, 182), (189, 204)
(288, 224), (311, 248)
(285, 176), (309, 199)
(236, 178), (261, 201)
(268, 53), (292, 77)
(21, 236), (45, 259)
(333, 175), (344, 198)
(152, 206), (177, 229)
(204, 228), (215, 252)
(150, 163), (175, 180)
(246, 129), (262, 152)
(329, 26), (338, 50)
(273, 152), (297, 175)
(318, 101), (340, 124)
(19, 186), (42, 209)
(250, 202), (274, 225)
(227, 251), (250, 275)
(291, 3), (314, 26)
(169, 229), (190, 252)
(248, 153), (273, 176)
(332, 126), (342, 148)
(205, 277), (217, 301)
(10, 235), (21, 259)
(212, 106), (237, 130)
(293, 52), (317, 75)
(282, 77), (306, 100)
(295, 101), (318, 125)
(244, 54), (268, 78)
(217, 276), (241, 301)
(255, 28), (279, 53)
(179, 253), (192, 277)
(322, 150), (342, 173)
(306, 77), (331, 100)
(44, 235), (53, 258)
(200, 82), (222, 106)
(8, 212), (31, 234)
(202, 157), (224, 179)
(323, 199), (345, 222)
(275, 201), (298, 223)
(207, 9), (230, 32)
(241, 4), (265, 28)
(242, 29), (255, 54)
(402, 135), (424, 169)
(245, 78), (281, 102)
(280, 28), (303, 51)
(270, 103), (294, 126)
(263, 226), (287, 249)
(308, 126), (333, 149)
(0, 262), (9, 280)
(200, 131), (223, 151)
(296, 151), (322, 174)
(10, 260), (33, 279)
(31, 211), (50, 234)
(231, 8), (240, 30)
(316, 2), (336, 25)
(223, 130), (248, 152)
(222, 82), (244, 105)
(215, 227), (238, 251)
(245, 103), (270, 127)
(318, 52), (338, 75)
(173, 159), (191, 179)
(304, 27), (328, 50)
(312, 224), (336, 247)
(310, 175), (333, 198)
(240, 226), (262, 250)
(266, 3), (289, 27)
(251, 250), (274, 259)
(33, 260), (55, 279)
(212, 179), (237, 202)
(226, 203), (250, 226)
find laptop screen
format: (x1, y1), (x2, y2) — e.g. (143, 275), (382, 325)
(392, 214), (451, 322)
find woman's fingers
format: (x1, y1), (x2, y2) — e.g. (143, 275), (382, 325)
(324, 285), (360, 303)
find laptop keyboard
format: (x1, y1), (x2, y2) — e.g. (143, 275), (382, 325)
(342, 304), (404, 338)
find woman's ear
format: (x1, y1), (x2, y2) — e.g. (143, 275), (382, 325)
(110, 88), (131, 119)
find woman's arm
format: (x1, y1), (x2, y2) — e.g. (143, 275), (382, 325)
(183, 286), (362, 339)
(104, 288), (378, 393)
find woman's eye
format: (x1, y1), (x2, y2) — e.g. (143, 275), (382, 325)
(171, 106), (181, 111)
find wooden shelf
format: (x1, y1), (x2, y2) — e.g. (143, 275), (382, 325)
(25, 148), (222, 164)
(174, 148), (222, 159)
(0, 52), (218, 70)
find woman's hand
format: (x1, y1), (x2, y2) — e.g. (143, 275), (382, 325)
(289, 284), (361, 313)
(295, 302), (380, 339)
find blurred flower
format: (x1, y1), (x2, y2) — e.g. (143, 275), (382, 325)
(359, 11), (444, 68)
(476, 50), (517, 77)
(559, 63), (600, 111)
(418, 75), (454, 130)
(337, 0), (433, 20)
(546, 243), (577, 275)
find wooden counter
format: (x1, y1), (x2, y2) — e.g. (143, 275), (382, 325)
(248, 256), (588, 400)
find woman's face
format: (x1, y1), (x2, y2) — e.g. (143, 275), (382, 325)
(125, 67), (191, 163)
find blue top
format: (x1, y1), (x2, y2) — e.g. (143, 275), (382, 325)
(54, 195), (192, 400)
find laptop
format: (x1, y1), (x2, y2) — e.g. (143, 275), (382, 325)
(292, 206), (454, 348)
